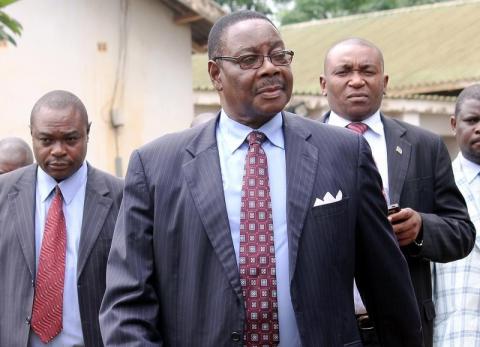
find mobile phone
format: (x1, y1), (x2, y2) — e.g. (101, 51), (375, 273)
(387, 203), (400, 215)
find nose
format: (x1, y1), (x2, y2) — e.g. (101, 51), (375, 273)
(51, 141), (66, 157)
(348, 72), (365, 88)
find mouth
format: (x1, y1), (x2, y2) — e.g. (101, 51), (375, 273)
(47, 161), (70, 170)
(256, 85), (284, 99)
(347, 93), (369, 102)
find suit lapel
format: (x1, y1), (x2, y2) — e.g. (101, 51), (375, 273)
(77, 165), (113, 279)
(383, 116), (412, 205)
(183, 118), (243, 300)
(283, 114), (318, 281)
(10, 166), (37, 278)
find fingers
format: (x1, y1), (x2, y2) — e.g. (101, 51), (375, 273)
(389, 208), (422, 246)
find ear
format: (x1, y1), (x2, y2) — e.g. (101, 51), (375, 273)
(208, 60), (223, 92)
(450, 115), (457, 135)
(383, 74), (389, 94)
(319, 75), (327, 96)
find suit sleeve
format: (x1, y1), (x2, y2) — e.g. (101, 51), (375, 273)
(99, 150), (163, 346)
(354, 137), (423, 347)
(413, 136), (475, 262)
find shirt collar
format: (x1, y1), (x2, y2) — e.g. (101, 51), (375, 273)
(37, 162), (88, 204)
(459, 152), (480, 184)
(218, 109), (285, 154)
(328, 110), (384, 136)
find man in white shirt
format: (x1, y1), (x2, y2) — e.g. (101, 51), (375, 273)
(0, 90), (123, 347)
(433, 84), (480, 346)
(320, 38), (475, 347)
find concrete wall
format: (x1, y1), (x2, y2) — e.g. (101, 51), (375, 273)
(0, 0), (193, 176)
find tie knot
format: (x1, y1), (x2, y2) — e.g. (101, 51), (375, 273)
(347, 122), (368, 135)
(247, 131), (267, 146)
(54, 185), (63, 200)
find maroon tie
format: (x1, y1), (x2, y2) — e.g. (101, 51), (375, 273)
(346, 122), (368, 135)
(239, 131), (280, 347)
(31, 186), (66, 343)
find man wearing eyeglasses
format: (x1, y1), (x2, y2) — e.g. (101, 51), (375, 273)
(100, 10), (422, 347)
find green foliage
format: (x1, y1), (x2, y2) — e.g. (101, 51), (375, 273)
(216, 0), (290, 15)
(279, 0), (449, 25)
(0, 0), (22, 46)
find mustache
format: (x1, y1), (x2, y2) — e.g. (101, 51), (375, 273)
(256, 77), (285, 90)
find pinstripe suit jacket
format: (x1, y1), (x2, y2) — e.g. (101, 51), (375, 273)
(0, 163), (123, 347)
(322, 112), (476, 347)
(100, 112), (423, 346)
(433, 154), (480, 346)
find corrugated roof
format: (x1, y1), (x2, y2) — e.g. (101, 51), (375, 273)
(192, 0), (480, 96)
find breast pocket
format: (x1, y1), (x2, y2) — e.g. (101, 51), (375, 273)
(312, 198), (349, 219)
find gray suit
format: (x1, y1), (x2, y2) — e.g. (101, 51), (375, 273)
(0, 163), (123, 347)
(100, 113), (423, 346)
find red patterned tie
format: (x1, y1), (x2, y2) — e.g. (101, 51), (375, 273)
(239, 131), (280, 347)
(346, 122), (368, 135)
(31, 186), (66, 343)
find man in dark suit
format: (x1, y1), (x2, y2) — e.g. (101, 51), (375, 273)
(0, 136), (34, 174)
(319, 38), (475, 347)
(100, 11), (422, 346)
(0, 90), (123, 347)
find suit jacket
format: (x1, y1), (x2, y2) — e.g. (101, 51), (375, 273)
(433, 154), (480, 346)
(0, 163), (123, 347)
(100, 112), (423, 346)
(322, 111), (476, 347)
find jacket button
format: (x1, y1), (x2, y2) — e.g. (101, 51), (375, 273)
(231, 331), (241, 342)
(25, 317), (31, 325)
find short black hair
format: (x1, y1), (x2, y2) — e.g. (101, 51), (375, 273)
(455, 84), (480, 117)
(30, 90), (90, 132)
(207, 10), (276, 59)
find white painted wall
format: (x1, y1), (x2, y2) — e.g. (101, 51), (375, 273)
(0, 0), (193, 175)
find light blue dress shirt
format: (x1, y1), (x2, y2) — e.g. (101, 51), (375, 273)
(216, 111), (301, 346)
(30, 162), (87, 347)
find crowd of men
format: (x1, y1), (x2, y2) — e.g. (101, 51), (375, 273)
(0, 9), (478, 347)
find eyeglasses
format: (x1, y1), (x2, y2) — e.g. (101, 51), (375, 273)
(212, 50), (294, 70)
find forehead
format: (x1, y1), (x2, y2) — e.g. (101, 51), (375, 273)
(326, 43), (382, 68)
(222, 19), (283, 54)
(458, 98), (480, 116)
(32, 106), (85, 132)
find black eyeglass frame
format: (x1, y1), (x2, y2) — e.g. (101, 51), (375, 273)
(212, 50), (294, 70)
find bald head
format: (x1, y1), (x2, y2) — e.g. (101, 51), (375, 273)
(0, 137), (34, 174)
(320, 37), (388, 121)
(324, 38), (385, 73)
(30, 90), (89, 129)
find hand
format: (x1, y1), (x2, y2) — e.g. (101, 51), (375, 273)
(388, 208), (423, 247)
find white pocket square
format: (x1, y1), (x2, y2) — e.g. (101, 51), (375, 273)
(314, 190), (343, 207)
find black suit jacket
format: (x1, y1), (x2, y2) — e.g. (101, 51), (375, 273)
(323, 111), (475, 347)
(100, 112), (423, 346)
(0, 164), (123, 347)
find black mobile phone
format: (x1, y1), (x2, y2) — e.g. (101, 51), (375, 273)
(387, 203), (400, 215)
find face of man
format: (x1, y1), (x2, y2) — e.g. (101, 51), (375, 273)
(31, 105), (89, 181)
(208, 19), (293, 129)
(320, 42), (388, 121)
(451, 98), (480, 164)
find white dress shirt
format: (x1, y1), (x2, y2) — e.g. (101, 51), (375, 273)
(30, 162), (87, 347)
(217, 111), (301, 346)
